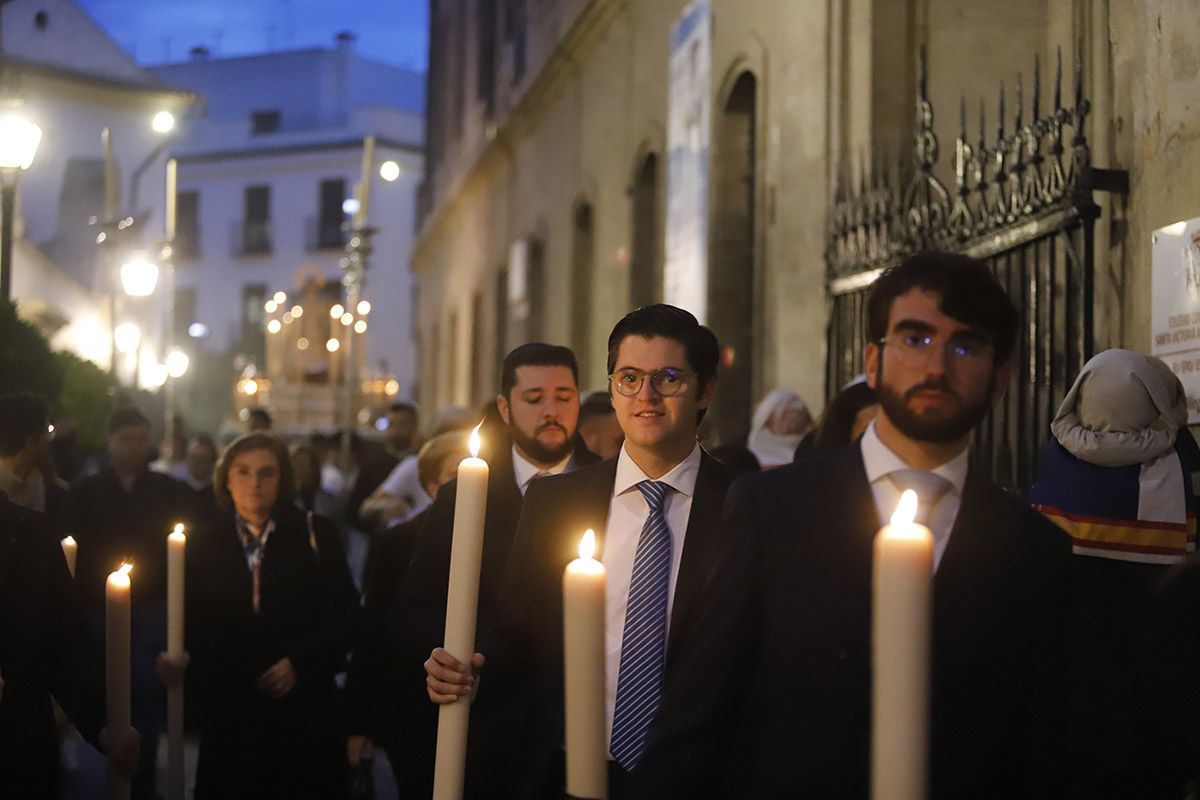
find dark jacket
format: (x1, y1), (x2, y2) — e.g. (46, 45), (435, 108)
(473, 451), (743, 799)
(187, 505), (361, 799)
(0, 495), (105, 798)
(629, 443), (1072, 799)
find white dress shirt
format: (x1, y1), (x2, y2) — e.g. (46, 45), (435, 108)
(860, 421), (969, 570)
(601, 442), (702, 747)
(510, 446), (571, 495)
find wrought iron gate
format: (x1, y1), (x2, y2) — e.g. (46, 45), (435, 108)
(825, 48), (1127, 490)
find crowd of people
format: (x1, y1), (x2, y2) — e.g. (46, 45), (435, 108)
(2, 250), (1200, 798)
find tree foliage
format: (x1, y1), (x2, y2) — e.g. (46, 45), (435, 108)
(0, 299), (63, 400)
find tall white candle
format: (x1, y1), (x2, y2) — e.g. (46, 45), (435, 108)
(563, 530), (607, 800)
(871, 490), (933, 800)
(106, 563), (132, 800)
(167, 524), (186, 800)
(61, 535), (77, 578)
(432, 423), (489, 800)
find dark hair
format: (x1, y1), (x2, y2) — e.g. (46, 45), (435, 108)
(109, 406), (150, 433)
(187, 433), (217, 453)
(499, 343), (579, 397)
(866, 251), (1018, 363)
(213, 432), (296, 514)
(709, 443), (761, 472)
(388, 401), (418, 418)
(246, 408), (273, 429)
(606, 304), (720, 393)
(810, 380), (878, 454)
(578, 391), (615, 424)
(0, 392), (49, 457)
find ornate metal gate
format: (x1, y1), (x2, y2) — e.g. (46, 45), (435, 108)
(825, 49), (1127, 490)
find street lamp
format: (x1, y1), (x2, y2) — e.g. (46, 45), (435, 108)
(0, 109), (42, 301)
(120, 254), (160, 296)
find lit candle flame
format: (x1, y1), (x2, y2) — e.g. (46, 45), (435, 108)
(890, 489), (919, 526)
(61, 535), (76, 546)
(173, 522), (185, 536)
(579, 529), (596, 560)
(119, 562), (133, 576)
(469, 423), (482, 458)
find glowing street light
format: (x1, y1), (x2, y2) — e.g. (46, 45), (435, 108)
(151, 110), (176, 134)
(0, 109), (42, 301)
(114, 323), (141, 354)
(165, 348), (190, 378)
(120, 255), (160, 296)
(379, 160), (400, 182)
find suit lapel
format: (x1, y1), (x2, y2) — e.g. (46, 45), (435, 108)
(666, 453), (730, 661)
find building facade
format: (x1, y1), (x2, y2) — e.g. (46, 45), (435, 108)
(3, 0), (194, 373)
(152, 38), (424, 434)
(412, 0), (1200, 446)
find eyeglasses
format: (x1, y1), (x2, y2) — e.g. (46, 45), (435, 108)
(879, 332), (993, 367)
(609, 367), (695, 397)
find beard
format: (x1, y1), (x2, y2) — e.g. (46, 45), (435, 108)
(877, 375), (992, 444)
(509, 419), (575, 465)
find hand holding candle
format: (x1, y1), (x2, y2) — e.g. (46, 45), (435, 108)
(432, 423), (489, 800)
(871, 490), (933, 800)
(563, 529), (607, 800)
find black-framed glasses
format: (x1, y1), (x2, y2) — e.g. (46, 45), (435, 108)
(878, 333), (993, 367)
(609, 367), (695, 397)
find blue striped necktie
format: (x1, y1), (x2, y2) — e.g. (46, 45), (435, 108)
(610, 479), (673, 770)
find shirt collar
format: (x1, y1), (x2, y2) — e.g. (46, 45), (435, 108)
(613, 442), (703, 499)
(236, 515), (275, 549)
(860, 420), (969, 495)
(511, 445), (572, 495)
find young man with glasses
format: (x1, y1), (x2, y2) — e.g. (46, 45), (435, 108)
(425, 305), (743, 798)
(628, 252), (1072, 799)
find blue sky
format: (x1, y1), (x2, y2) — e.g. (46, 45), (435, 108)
(77, 0), (428, 71)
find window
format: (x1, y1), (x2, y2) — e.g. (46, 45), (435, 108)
(477, 0), (497, 116)
(175, 190), (200, 260)
(316, 178), (346, 249)
(250, 110), (281, 134)
(242, 185), (271, 255)
(505, 0), (527, 84)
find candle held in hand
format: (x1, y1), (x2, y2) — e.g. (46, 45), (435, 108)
(563, 529), (607, 799)
(432, 423), (489, 800)
(106, 562), (133, 800)
(871, 489), (933, 800)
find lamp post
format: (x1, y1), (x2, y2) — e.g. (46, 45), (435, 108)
(339, 135), (376, 462)
(0, 109), (41, 301)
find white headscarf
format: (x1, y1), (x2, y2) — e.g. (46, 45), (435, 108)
(1051, 349), (1188, 467)
(747, 389), (812, 468)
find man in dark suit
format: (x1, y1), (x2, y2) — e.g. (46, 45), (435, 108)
(0, 492), (140, 797)
(377, 343), (596, 796)
(427, 305), (743, 799)
(627, 252), (1072, 799)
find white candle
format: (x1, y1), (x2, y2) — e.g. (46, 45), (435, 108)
(106, 563), (132, 800)
(563, 529), (607, 800)
(61, 535), (77, 578)
(871, 490), (932, 800)
(167, 524), (186, 800)
(432, 423), (489, 800)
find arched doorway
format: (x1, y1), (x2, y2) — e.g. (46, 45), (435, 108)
(708, 71), (757, 445)
(629, 153), (662, 309)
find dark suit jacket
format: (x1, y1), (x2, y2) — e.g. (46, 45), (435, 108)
(472, 450), (743, 799)
(0, 495), (104, 799)
(385, 447), (598, 796)
(187, 506), (360, 798)
(629, 443), (1072, 800)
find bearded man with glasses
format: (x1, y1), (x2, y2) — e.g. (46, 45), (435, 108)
(628, 251), (1073, 799)
(425, 304), (743, 799)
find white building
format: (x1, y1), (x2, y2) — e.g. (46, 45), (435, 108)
(2, 0), (194, 373)
(152, 37), (424, 433)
